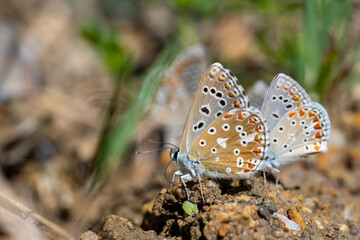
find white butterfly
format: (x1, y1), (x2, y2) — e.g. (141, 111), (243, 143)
(260, 73), (331, 181)
(170, 63), (270, 200)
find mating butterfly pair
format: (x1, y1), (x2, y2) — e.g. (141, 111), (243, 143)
(170, 63), (331, 197)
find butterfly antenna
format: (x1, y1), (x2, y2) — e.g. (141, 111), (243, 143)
(135, 146), (173, 154)
(148, 139), (178, 149)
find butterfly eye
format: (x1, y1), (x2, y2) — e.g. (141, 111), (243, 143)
(208, 127), (216, 135)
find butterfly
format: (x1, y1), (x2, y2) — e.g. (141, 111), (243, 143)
(170, 63), (270, 201)
(260, 73), (331, 181)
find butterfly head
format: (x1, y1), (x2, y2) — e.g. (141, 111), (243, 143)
(170, 148), (180, 163)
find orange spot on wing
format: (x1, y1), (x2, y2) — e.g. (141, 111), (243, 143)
(289, 112), (296, 118)
(255, 125), (261, 133)
(252, 147), (261, 156)
(313, 116), (320, 122)
(225, 83), (230, 89)
(254, 135), (261, 144)
(234, 101), (240, 108)
(238, 112), (243, 120)
(314, 146), (320, 151)
(228, 92), (235, 98)
(293, 95), (300, 101)
(299, 109), (305, 117)
(309, 112), (315, 117)
(297, 102), (302, 107)
(224, 113), (234, 119)
(314, 123), (322, 130)
(244, 169), (250, 173)
(290, 90), (295, 95)
(248, 163), (254, 169)
(249, 118), (256, 124)
(284, 86), (288, 90)
(315, 132), (322, 139)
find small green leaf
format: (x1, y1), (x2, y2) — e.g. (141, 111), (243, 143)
(182, 201), (199, 215)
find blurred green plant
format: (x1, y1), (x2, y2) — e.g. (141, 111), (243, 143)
(81, 21), (133, 78)
(257, 0), (359, 102)
(170, 0), (218, 18)
(81, 21), (180, 186)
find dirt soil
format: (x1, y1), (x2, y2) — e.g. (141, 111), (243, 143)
(81, 148), (360, 239)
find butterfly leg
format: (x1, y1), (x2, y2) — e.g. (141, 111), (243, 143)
(263, 169), (267, 186)
(180, 174), (192, 201)
(273, 168), (280, 188)
(170, 170), (182, 191)
(196, 173), (205, 203)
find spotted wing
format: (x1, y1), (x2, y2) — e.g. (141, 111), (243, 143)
(188, 107), (269, 178)
(180, 63), (249, 156)
(269, 102), (331, 165)
(261, 73), (311, 130)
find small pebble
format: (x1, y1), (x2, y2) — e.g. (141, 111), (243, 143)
(80, 231), (98, 240)
(350, 225), (359, 236)
(258, 205), (271, 221)
(333, 224), (340, 230)
(271, 229), (284, 238)
(218, 224), (231, 237)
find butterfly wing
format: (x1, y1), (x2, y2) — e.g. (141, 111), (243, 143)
(261, 73), (311, 130)
(247, 80), (268, 110)
(180, 63), (249, 157)
(188, 107), (269, 177)
(140, 45), (207, 144)
(269, 102), (331, 165)
(167, 44), (208, 95)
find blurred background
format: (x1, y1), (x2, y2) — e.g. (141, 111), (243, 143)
(0, 0), (359, 239)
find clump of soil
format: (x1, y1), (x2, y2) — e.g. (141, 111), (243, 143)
(89, 173), (358, 239)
